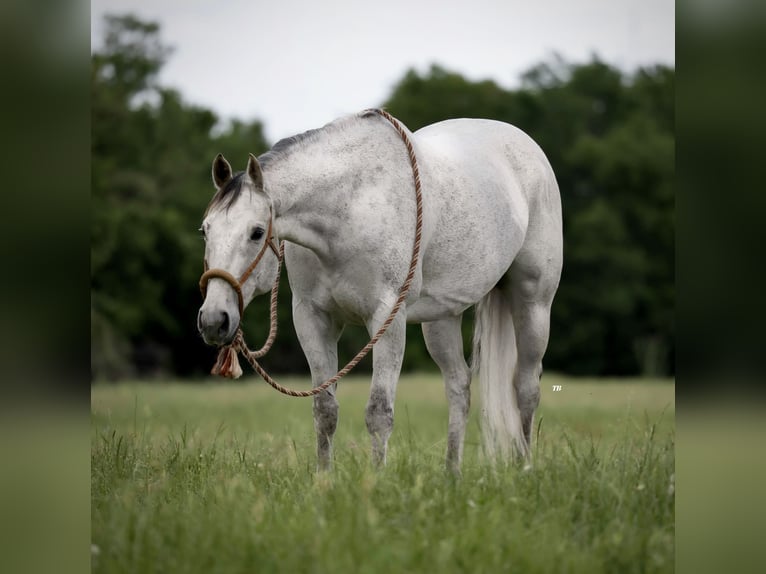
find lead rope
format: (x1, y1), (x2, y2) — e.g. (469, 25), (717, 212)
(216, 108), (423, 397)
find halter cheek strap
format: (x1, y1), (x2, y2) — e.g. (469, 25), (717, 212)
(199, 215), (280, 318)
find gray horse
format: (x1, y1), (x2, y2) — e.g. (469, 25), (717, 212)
(197, 110), (562, 472)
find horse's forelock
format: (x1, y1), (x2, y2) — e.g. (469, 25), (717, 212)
(205, 171), (247, 216)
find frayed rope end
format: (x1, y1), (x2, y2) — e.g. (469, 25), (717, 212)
(211, 345), (243, 379)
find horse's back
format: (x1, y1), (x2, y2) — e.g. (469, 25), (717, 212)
(415, 118), (559, 210)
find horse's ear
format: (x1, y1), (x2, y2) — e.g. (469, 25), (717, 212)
(247, 153), (264, 189)
(212, 154), (233, 190)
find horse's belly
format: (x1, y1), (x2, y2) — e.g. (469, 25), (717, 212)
(405, 294), (472, 323)
(404, 190), (524, 323)
(405, 244), (515, 323)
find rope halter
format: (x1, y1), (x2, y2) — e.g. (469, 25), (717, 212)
(198, 213), (280, 319)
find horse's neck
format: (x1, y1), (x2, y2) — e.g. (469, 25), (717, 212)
(263, 153), (353, 255)
(263, 121), (394, 256)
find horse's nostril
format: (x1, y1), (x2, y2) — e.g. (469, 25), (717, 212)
(219, 311), (230, 335)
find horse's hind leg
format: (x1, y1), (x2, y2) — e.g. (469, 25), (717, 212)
(422, 315), (471, 474)
(292, 299), (343, 471)
(505, 261), (560, 454)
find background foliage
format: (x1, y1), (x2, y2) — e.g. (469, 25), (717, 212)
(91, 15), (674, 380)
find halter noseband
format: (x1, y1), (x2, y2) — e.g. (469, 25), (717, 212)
(199, 214), (280, 318)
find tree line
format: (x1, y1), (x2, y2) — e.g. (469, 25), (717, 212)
(91, 15), (674, 380)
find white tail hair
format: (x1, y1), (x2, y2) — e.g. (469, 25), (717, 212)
(472, 288), (528, 461)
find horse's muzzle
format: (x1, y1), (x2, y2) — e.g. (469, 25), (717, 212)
(197, 307), (238, 346)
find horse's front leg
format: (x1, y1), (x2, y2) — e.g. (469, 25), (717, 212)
(292, 298), (343, 471)
(422, 315), (471, 474)
(365, 310), (406, 467)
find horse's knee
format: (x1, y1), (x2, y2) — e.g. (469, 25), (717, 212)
(449, 388), (470, 416)
(313, 393), (339, 437)
(446, 370), (471, 412)
(365, 387), (393, 437)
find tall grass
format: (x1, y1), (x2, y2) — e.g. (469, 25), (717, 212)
(92, 375), (674, 573)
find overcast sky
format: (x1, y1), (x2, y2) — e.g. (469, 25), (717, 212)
(91, 0), (674, 143)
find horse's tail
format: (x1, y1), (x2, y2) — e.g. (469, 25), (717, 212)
(472, 288), (528, 461)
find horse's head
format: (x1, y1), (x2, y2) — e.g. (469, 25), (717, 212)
(197, 153), (279, 346)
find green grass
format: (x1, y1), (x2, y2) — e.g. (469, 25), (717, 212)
(91, 374), (674, 573)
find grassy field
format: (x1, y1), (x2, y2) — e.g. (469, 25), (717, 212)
(91, 373), (674, 573)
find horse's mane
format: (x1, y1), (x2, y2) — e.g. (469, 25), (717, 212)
(259, 110), (379, 167)
(258, 128), (326, 167)
(205, 111), (379, 215)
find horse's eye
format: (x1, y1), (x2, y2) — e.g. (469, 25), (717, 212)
(250, 227), (265, 241)
(198, 227), (206, 240)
